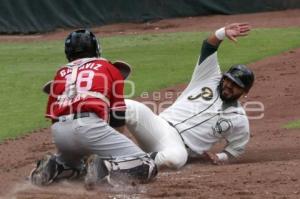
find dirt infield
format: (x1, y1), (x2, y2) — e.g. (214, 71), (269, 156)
(1, 9), (300, 199)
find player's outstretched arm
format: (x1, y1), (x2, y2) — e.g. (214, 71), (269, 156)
(207, 23), (251, 46)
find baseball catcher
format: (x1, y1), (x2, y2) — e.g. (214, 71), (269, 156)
(30, 29), (157, 189)
(125, 23), (254, 169)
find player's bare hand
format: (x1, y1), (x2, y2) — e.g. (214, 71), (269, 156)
(225, 23), (251, 42)
(203, 151), (222, 165)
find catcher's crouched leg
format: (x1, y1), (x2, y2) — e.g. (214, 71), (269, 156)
(84, 154), (157, 190)
(30, 153), (83, 186)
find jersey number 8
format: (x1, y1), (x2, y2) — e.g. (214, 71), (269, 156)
(65, 71), (95, 92)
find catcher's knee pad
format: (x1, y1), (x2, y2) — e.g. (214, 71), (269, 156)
(30, 153), (82, 186)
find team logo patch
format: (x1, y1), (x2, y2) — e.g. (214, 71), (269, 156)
(213, 118), (233, 135)
(188, 87), (213, 101)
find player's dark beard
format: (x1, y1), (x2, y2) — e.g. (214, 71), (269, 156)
(218, 81), (240, 103)
(220, 89), (239, 102)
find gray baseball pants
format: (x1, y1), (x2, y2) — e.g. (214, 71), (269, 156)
(51, 112), (146, 169)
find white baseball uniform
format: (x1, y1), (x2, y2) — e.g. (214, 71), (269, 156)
(125, 40), (250, 169)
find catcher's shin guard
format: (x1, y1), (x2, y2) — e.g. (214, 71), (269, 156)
(109, 156), (158, 182)
(30, 154), (82, 186)
(84, 154), (158, 189)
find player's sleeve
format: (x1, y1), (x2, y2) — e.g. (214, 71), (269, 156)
(224, 118), (250, 157)
(173, 39), (222, 101)
(199, 39), (220, 65)
(191, 40), (222, 83)
(109, 66), (126, 127)
(176, 51), (221, 102)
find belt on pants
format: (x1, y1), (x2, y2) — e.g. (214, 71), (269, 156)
(55, 112), (91, 122)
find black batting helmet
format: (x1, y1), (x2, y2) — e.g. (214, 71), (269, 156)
(65, 29), (101, 61)
(223, 64), (255, 92)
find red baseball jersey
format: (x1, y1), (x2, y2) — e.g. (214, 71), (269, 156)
(46, 58), (126, 121)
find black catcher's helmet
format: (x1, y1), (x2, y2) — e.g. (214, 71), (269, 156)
(223, 64), (255, 92)
(65, 29), (101, 61)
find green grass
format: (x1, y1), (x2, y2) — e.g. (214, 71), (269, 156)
(0, 27), (300, 140)
(283, 120), (300, 129)
(103, 28), (300, 95)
